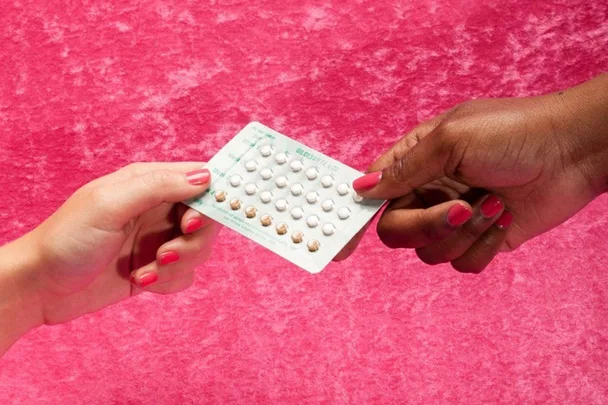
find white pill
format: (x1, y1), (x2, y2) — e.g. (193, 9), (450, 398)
(336, 183), (349, 196)
(321, 175), (334, 188)
(306, 215), (320, 228)
(260, 191), (273, 203)
(245, 160), (257, 172)
(260, 144), (273, 157)
(290, 160), (303, 172)
(306, 192), (319, 204)
(291, 207), (304, 219)
(321, 199), (334, 212)
(337, 206), (351, 220)
(322, 223), (335, 236)
(244, 183), (257, 195)
(260, 168), (273, 180)
(275, 153), (288, 164)
(290, 183), (304, 196)
(229, 175), (242, 187)
(352, 192), (364, 203)
(305, 167), (318, 180)
(275, 199), (288, 212)
(275, 176), (288, 188)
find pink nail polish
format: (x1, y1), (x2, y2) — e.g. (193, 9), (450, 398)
(495, 211), (513, 230)
(159, 251), (179, 265)
(446, 204), (472, 227)
(353, 171), (382, 192)
(138, 272), (158, 287)
(480, 195), (503, 218)
(186, 169), (210, 185)
(186, 218), (204, 233)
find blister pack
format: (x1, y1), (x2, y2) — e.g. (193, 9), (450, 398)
(184, 122), (384, 273)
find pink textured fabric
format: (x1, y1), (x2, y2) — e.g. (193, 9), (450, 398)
(1, 1), (607, 403)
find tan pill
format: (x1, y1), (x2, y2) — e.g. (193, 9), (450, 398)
(291, 231), (304, 243)
(307, 239), (320, 252)
(215, 191), (226, 202)
(245, 206), (257, 218)
(260, 214), (272, 227)
(230, 199), (241, 210)
(276, 223), (288, 235)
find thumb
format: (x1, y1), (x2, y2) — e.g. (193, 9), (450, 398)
(94, 168), (211, 229)
(353, 129), (453, 200)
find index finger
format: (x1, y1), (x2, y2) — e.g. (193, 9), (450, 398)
(333, 115), (447, 261)
(367, 113), (446, 173)
(88, 162), (209, 187)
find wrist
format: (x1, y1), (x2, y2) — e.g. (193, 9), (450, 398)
(0, 233), (44, 355)
(587, 74), (608, 194)
(550, 73), (608, 195)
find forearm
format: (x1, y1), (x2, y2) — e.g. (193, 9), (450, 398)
(0, 234), (43, 356)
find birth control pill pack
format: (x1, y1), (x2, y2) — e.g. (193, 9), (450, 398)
(184, 122), (384, 274)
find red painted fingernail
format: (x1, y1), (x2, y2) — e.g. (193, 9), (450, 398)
(159, 251), (179, 265)
(353, 171), (382, 192)
(186, 169), (210, 185)
(480, 195), (503, 218)
(186, 217), (204, 233)
(137, 272), (158, 287)
(495, 211), (513, 230)
(446, 204), (472, 227)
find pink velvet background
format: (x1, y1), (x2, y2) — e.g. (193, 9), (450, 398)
(1, 0), (607, 403)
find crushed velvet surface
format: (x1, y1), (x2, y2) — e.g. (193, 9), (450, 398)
(1, 0), (607, 403)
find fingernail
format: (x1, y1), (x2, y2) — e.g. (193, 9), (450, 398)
(137, 272), (158, 287)
(186, 169), (210, 185)
(495, 211), (513, 230)
(186, 218), (204, 233)
(480, 195), (503, 218)
(159, 251), (179, 265)
(353, 171), (382, 192)
(446, 204), (472, 227)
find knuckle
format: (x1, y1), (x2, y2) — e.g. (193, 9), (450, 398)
(86, 186), (122, 229)
(389, 157), (409, 185)
(502, 239), (519, 252)
(435, 117), (462, 141)
(123, 163), (146, 177)
(419, 211), (444, 242)
(457, 224), (481, 244)
(449, 100), (479, 117)
(477, 235), (497, 251)
(390, 135), (414, 162)
(404, 133), (421, 149)
(454, 99), (475, 111)
(89, 186), (113, 211)
(421, 225), (442, 243)
(142, 169), (176, 190)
